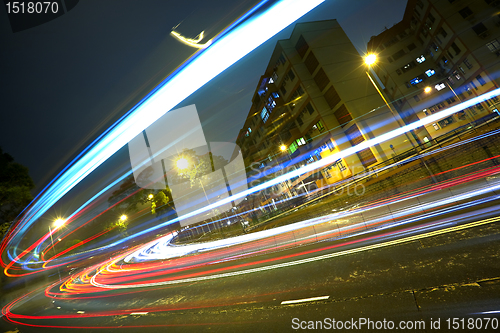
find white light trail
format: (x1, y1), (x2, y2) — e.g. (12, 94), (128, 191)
(5, 0), (325, 256)
(90, 215), (500, 289)
(281, 296), (330, 305)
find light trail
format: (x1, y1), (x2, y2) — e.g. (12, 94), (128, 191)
(1, 0), (325, 273)
(3, 171), (500, 329)
(171, 30), (212, 48)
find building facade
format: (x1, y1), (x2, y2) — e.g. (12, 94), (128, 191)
(367, 0), (500, 141)
(237, 20), (404, 201)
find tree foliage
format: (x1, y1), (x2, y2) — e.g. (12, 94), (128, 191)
(174, 148), (228, 187)
(0, 147), (35, 225)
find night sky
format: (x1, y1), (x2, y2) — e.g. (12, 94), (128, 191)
(0, 0), (407, 194)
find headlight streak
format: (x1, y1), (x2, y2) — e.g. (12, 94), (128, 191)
(57, 176), (499, 291)
(1, 0), (325, 272)
(4, 178), (499, 328)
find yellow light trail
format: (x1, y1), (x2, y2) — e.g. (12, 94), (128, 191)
(170, 30), (212, 49)
(91, 215), (500, 289)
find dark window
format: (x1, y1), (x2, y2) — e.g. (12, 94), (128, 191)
(297, 117), (304, 126)
(392, 49), (406, 61)
(459, 7), (473, 18)
(428, 13), (436, 23)
(304, 102), (315, 115)
(324, 86), (341, 109)
(476, 74), (487, 86)
(388, 57), (394, 63)
(295, 35), (309, 58)
(334, 104), (352, 127)
(287, 69), (296, 81)
(304, 52), (319, 74)
(407, 43), (416, 51)
(314, 68), (330, 92)
(280, 83), (287, 95)
(463, 58), (473, 69)
(439, 27), (448, 38)
(358, 148), (377, 167)
(278, 53), (286, 65)
(346, 124), (364, 145)
(451, 42), (461, 55)
(472, 23), (488, 36)
(345, 124), (376, 167)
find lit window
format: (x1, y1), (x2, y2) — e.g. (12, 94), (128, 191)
(268, 77), (274, 84)
(296, 137), (306, 146)
(272, 71), (278, 82)
(435, 83), (446, 91)
(486, 39), (500, 52)
(260, 107), (270, 122)
(416, 55), (426, 63)
(410, 77), (423, 85)
(316, 120), (325, 132)
(272, 92), (280, 99)
(432, 123), (440, 130)
(425, 69), (435, 77)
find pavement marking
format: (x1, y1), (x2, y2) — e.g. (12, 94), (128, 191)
(281, 295), (329, 305)
(130, 312), (149, 315)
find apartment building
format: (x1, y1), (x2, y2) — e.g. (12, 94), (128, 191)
(367, 0), (500, 141)
(236, 20), (404, 199)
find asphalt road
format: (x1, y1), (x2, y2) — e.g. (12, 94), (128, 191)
(2, 193), (500, 333)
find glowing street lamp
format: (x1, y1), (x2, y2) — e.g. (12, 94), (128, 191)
(120, 214), (127, 221)
(54, 218), (65, 228)
(49, 218), (65, 281)
(148, 193), (154, 200)
(363, 54), (419, 148)
(424, 86), (432, 94)
(364, 53), (377, 66)
(176, 157), (189, 170)
(280, 144), (287, 152)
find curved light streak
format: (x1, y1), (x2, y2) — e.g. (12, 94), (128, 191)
(171, 30), (212, 48)
(1, 0), (325, 272)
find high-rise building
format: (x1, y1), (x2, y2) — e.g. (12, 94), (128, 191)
(367, 0), (500, 140)
(237, 20), (404, 200)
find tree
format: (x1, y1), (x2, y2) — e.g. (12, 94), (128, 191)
(174, 148), (228, 186)
(0, 147), (35, 231)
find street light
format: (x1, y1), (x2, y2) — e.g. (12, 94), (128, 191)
(49, 218), (65, 281)
(280, 144), (287, 152)
(364, 55), (437, 183)
(148, 193), (154, 200)
(364, 53), (377, 66)
(120, 214), (127, 221)
(176, 157), (189, 170)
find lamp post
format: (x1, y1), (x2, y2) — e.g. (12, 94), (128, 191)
(176, 157), (220, 237)
(48, 218), (65, 281)
(364, 54), (420, 148)
(364, 54), (437, 183)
